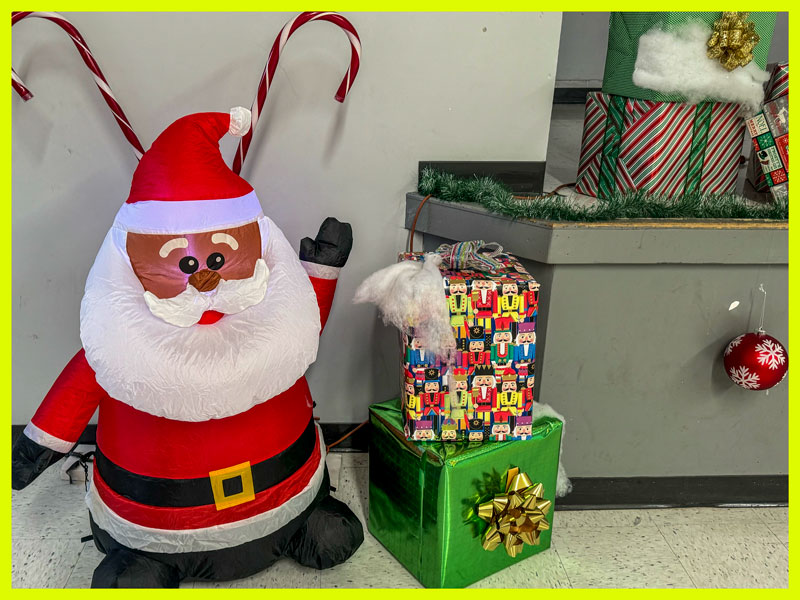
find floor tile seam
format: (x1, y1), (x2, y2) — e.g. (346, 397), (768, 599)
(62, 541), (89, 589)
(552, 547), (575, 589)
(655, 522), (699, 588)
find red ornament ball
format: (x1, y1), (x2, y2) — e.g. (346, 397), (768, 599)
(723, 331), (788, 391)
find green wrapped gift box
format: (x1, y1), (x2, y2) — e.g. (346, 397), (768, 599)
(603, 12), (777, 102)
(368, 398), (563, 588)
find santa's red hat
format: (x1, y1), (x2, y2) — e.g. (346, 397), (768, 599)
(113, 108), (263, 234)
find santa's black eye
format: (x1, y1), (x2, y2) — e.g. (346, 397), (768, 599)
(207, 252), (225, 270)
(179, 256), (199, 274)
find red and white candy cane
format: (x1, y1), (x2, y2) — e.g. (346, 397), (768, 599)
(232, 11), (361, 175)
(11, 11), (145, 159)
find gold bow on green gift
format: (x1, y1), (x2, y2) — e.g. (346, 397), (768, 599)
(476, 467), (551, 558)
(707, 12), (760, 71)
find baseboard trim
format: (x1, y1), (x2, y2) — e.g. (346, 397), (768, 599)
(553, 87), (600, 104)
(12, 425), (786, 507)
(557, 475), (788, 509)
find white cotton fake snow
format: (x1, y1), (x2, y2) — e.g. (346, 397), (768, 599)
(633, 22), (769, 114)
(354, 253), (456, 360)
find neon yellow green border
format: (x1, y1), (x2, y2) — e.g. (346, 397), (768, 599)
(6, 5), (796, 595)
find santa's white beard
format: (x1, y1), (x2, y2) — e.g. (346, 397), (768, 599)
(80, 216), (321, 422)
(143, 259), (270, 327)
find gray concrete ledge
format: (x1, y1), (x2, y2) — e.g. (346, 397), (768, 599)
(406, 193), (788, 265)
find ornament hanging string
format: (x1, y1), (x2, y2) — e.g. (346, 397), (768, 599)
(233, 11), (361, 175)
(436, 240), (509, 272)
(11, 11), (145, 159)
(757, 283), (767, 334)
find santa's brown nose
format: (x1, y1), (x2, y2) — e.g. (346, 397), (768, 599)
(189, 269), (221, 292)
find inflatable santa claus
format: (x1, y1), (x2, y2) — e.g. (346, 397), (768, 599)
(11, 108), (363, 587)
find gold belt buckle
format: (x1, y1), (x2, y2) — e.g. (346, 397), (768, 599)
(209, 461), (255, 510)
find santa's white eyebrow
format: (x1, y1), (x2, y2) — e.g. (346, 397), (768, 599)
(158, 237), (189, 258)
(211, 233), (239, 250)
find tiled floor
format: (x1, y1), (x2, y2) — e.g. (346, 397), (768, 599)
(12, 452), (788, 589)
(11, 105), (783, 589)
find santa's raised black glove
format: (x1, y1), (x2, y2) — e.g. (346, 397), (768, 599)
(11, 433), (65, 491)
(299, 217), (353, 269)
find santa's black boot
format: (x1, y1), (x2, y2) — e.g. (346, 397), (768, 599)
(284, 495), (364, 569)
(91, 548), (181, 588)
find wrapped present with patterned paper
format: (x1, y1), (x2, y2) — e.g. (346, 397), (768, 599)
(399, 250), (539, 443)
(746, 95), (789, 201)
(748, 62), (788, 193)
(575, 92), (745, 200)
(765, 62), (790, 100)
(368, 398), (563, 588)
(603, 12), (776, 107)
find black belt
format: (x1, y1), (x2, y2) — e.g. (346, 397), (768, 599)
(95, 418), (317, 510)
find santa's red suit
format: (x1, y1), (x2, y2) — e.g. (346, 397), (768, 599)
(26, 278), (335, 546)
(12, 109), (362, 587)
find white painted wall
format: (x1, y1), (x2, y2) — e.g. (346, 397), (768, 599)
(12, 12), (562, 424)
(556, 11), (789, 87)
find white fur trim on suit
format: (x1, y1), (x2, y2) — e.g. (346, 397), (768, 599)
(81, 217), (321, 422)
(85, 426), (327, 553)
(300, 261), (341, 280)
(23, 422), (76, 454)
(113, 191), (264, 235)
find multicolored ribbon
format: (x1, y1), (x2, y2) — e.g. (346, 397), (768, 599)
(11, 11), (145, 159)
(476, 467), (551, 558)
(232, 11), (361, 175)
(436, 241), (508, 272)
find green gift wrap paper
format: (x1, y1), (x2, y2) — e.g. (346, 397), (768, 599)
(368, 398), (563, 588)
(603, 12), (777, 102)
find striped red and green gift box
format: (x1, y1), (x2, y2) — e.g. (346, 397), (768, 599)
(575, 92), (745, 200)
(766, 63), (789, 102)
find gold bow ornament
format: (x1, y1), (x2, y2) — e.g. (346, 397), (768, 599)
(707, 12), (760, 71)
(476, 467), (551, 558)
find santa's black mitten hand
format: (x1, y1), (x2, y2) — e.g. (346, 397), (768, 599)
(299, 217), (353, 269)
(12, 433), (65, 491)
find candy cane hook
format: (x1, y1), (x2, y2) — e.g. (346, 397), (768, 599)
(11, 12), (145, 159)
(232, 11), (361, 175)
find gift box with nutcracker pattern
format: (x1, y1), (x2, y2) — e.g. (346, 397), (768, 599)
(368, 398), (563, 588)
(398, 252), (540, 443)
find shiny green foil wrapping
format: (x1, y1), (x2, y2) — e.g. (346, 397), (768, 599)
(368, 399), (563, 588)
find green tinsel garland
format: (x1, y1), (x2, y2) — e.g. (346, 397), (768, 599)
(417, 168), (789, 222)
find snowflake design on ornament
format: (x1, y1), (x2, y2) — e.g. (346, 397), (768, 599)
(755, 339), (786, 370)
(729, 366), (761, 390)
(725, 335), (744, 356)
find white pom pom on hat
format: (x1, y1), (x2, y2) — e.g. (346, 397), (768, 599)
(228, 106), (252, 137)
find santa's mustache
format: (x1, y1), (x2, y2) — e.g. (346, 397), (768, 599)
(143, 259), (270, 327)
